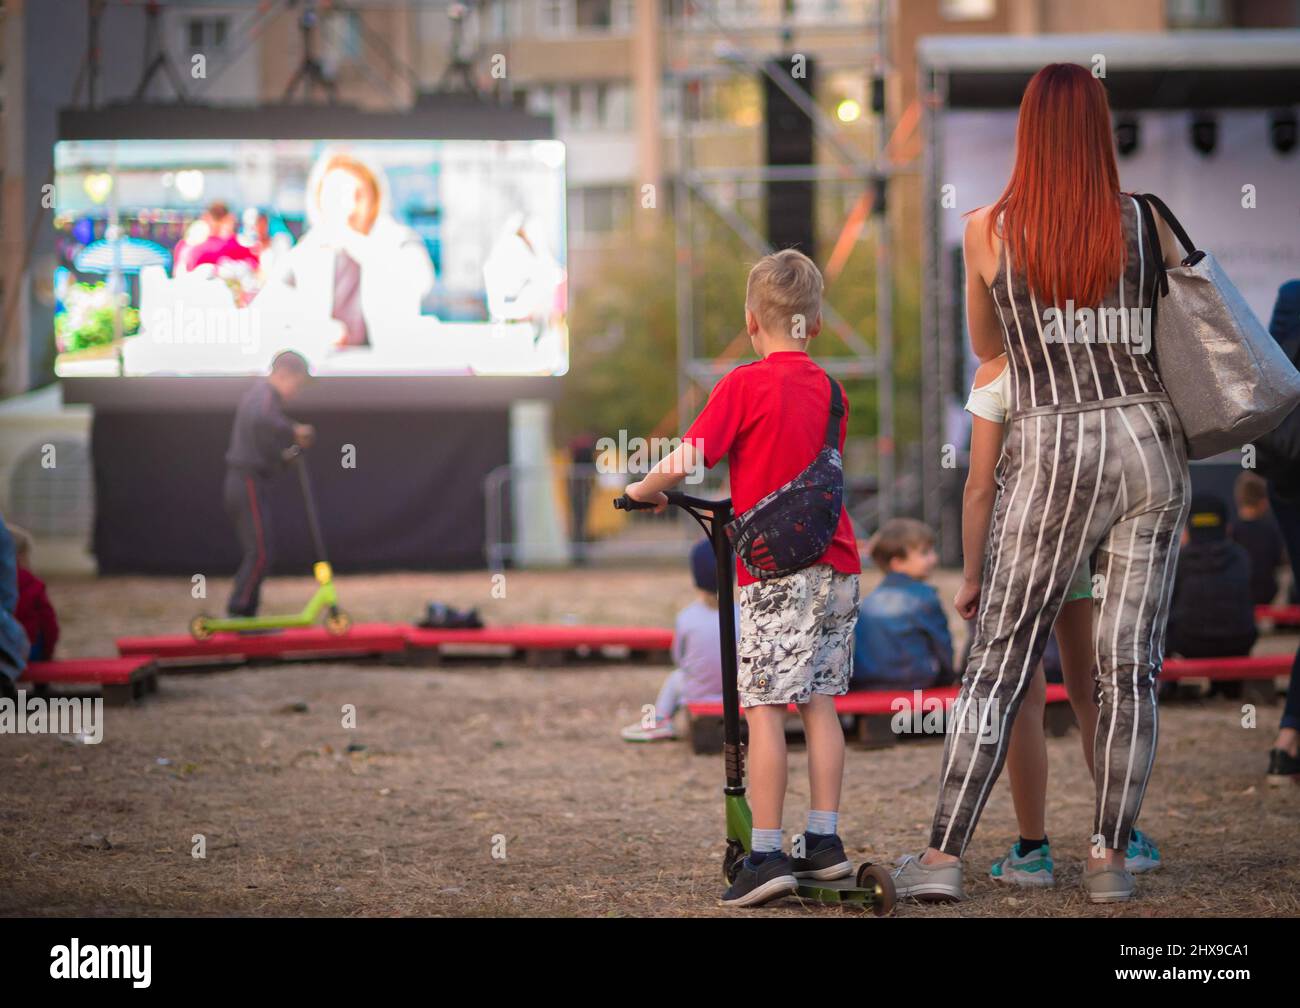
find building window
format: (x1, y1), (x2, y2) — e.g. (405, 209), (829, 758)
(576, 0), (612, 28)
(681, 77), (761, 127)
(940, 0), (995, 19)
(530, 83), (632, 131)
(484, 0), (519, 38)
(1166, 0), (1227, 28)
(538, 0), (569, 32)
(186, 16), (229, 51)
(321, 10), (363, 64)
(572, 185), (631, 239)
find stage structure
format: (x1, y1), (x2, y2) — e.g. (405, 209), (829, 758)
(665, 1), (904, 526)
(918, 30), (1300, 563)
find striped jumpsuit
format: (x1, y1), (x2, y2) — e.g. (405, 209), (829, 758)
(930, 196), (1191, 856)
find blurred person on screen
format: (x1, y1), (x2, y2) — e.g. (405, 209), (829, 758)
(174, 201), (260, 276)
(261, 152), (435, 349)
(482, 211), (565, 343)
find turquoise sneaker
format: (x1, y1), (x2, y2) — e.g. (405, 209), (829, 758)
(989, 841), (1055, 887)
(1125, 829), (1161, 873)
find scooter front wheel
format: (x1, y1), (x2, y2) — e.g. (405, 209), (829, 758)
(189, 615), (213, 641)
(856, 862), (897, 917)
(723, 839), (746, 884)
(325, 609), (352, 635)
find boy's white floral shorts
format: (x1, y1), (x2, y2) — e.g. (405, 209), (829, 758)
(737, 564), (859, 708)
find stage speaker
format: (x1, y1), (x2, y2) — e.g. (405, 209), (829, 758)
(764, 55), (817, 256)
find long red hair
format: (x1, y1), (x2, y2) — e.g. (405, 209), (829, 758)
(988, 63), (1124, 306)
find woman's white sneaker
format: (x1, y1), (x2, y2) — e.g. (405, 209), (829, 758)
(891, 853), (966, 902)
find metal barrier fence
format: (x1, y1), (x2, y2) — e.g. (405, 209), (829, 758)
(484, 462), (731, 570)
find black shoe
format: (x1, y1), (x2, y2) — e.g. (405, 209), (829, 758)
(721, 852), (797, 908)
(1267, 747), (1300, 786)
(791, 833), (853, 880)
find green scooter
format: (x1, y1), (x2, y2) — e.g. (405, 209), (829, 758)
(190, 446), (350, 640)
(615, 490), (895, 913)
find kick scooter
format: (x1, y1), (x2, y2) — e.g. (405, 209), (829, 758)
(616, 490), (895, 913)
(191, 445), (350, 640)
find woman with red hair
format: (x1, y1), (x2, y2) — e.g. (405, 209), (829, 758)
(892, 63), (1188, 904)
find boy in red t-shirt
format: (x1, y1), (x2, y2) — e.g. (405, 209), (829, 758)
(625, 249), (860, 907)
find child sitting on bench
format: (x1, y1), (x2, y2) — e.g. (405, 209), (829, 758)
(9, 524), (59, 662)
(1166, 494), (1257, 660)
(1230, 472), (1286, 607)
(851, 518), (953, 691)
(621, 539), (730, 742)
(0, 515), (28, 702)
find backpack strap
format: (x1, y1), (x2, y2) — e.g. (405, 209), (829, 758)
(824, 372), (844, 449)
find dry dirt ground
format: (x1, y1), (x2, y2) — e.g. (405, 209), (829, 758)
(2, 566), (1297, 918)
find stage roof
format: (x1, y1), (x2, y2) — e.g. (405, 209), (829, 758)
(917, 30), (1300, 108)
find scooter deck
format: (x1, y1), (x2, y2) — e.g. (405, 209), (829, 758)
(795, 877), (877, 905)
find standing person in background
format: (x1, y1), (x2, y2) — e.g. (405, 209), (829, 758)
(1260, 280), (1300, 785)
(568, 433), (597, 566)
(0, 516), (30, 703)
(1230, 472), (1285, 607)
(224, 351), (315, 618)
(892, 64), (1189, 905)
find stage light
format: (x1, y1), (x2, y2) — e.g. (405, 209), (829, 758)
(1115, 114), (1139, 157)
(1271, 108), (1297, 154)
(1190, 113), (1217, 156)
(836, 98), (862, 124)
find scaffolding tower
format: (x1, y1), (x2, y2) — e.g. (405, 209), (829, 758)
(664, 0), (900, 523)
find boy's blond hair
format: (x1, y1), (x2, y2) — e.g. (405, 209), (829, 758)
(745, 248), (823, 339)
(870, 518), (935, 571)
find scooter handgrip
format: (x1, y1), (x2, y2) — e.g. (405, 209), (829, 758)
(613, 494), (656, 511)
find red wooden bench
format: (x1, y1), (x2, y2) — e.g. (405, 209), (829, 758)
(20, 657), (160, 706)
(1256, 605), (1300, 628)
(1161, 653), (1292, 704)
(116, 623), (409, 668)
(686, 684), (1073, 754)
(404, 624), (673, 666)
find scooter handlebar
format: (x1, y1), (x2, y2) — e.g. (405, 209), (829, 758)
(613, 493), (661, 511)
(613, 491), (731, 514)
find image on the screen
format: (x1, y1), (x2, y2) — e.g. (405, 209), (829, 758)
(53, 138), (569, 377)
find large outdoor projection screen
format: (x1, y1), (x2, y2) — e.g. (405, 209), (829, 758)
(53, 136), (569, 378)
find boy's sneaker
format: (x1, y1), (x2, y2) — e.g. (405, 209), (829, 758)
(890, 853), (965, 902)
(720, 852), (798, 908)
(1267, 747), (1300, 786)
(790, 833), (852, 881)
(1124, 829), (1162, 873)
(1082, 864), (1135, 903)
(990, 841), (1055, 887)
(620, 718), (676, 742)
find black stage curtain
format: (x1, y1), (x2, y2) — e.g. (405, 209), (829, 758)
(92, 408), (508, 575)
